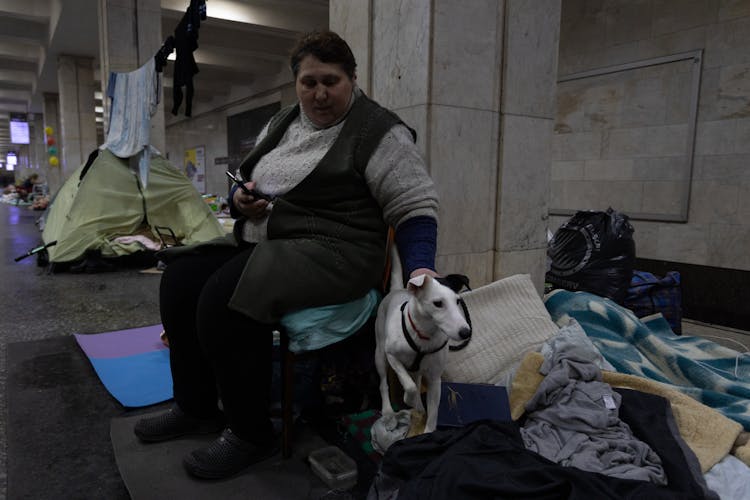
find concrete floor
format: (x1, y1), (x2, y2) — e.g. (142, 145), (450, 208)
(2, 200), (748, 498)
(0, 202), (361, 500)
(0, 202), (163, 498)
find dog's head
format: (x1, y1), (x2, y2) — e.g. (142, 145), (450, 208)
(407, 274), (472, 342)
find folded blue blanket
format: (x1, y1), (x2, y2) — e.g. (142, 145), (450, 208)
(544, 289), (750, 431)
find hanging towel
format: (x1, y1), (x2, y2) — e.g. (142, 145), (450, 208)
(101, 58), (160, 188)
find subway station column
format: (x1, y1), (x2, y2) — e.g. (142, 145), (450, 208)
(28, 113), (46, 179)
(331, 0), (560, 291)
(97, 0), (165, 154)
(330, 0), (372, 95)
(42, 93), (63, 194)
(56, 56), (98, 178)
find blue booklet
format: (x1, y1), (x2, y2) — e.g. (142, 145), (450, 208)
(437, 382), (511, 427)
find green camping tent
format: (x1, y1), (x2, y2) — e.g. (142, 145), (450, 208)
(42, 148), (226, 263)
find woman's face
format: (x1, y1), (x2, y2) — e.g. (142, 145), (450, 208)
(296, 54), (355, 128)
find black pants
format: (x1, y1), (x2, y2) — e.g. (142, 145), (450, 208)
(159, 244), (274, 445)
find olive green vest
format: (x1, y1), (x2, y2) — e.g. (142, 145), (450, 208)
(228, 93), (414, 322)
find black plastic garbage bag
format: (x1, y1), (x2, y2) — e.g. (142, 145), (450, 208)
(546, 208), (635, 304)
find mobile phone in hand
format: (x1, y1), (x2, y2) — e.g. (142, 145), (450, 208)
(225, 171), (274, 201)
(226, 170), (252, 195)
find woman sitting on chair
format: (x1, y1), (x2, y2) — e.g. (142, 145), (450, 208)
(134, 30), (440, 480)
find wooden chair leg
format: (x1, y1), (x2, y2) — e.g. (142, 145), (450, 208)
(280, 328), (294, 458)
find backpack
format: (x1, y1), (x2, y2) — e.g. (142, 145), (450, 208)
(625, 270), (682, 334)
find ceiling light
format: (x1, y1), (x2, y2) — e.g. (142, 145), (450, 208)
(205, 1), (256, 23)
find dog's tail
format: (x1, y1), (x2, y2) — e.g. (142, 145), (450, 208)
(388, 244), (404, 290)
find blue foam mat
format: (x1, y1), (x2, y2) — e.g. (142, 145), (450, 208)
(88, 350), (172, 407)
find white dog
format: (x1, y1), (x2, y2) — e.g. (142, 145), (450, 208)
(374, 247), (471, 433)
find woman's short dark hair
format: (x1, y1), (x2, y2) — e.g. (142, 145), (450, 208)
(290, 31), (357, 79)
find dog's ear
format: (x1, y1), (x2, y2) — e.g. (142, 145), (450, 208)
(435, 274), (470, 293)
(407, 273), (429, 292)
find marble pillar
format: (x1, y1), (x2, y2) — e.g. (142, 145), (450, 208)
(331, 0), (561, 292)
(330, 0), (372, 95)
(98, 0), (165, 154)
(42, 93), (63, 195)
(56, 56), (98, 178)
(494, 0), (561, 291)
(28, 113), (45, 174)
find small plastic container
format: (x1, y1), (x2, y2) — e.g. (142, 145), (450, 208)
(308, 446), (358, 490)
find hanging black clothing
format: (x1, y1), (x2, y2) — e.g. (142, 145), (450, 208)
(171, 0), (205, 117)
(154, 36), (175, 73)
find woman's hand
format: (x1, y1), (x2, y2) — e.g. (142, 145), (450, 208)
(232, 181), (270, 221)
(410, 268), (439, 279)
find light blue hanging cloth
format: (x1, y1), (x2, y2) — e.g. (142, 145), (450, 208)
(101, 58), (160, 188)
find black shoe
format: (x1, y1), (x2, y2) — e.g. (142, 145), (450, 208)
(134, 406), (224, 443)
(183, 429), (279, 479)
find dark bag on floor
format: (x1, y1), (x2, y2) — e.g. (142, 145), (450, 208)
(546, 208), (635, 304)
(625, 270), (682, 334)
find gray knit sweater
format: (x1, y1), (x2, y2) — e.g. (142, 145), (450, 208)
(241, 88), (438, 242)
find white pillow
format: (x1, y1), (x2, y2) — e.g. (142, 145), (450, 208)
(443, 274), (560, 385)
